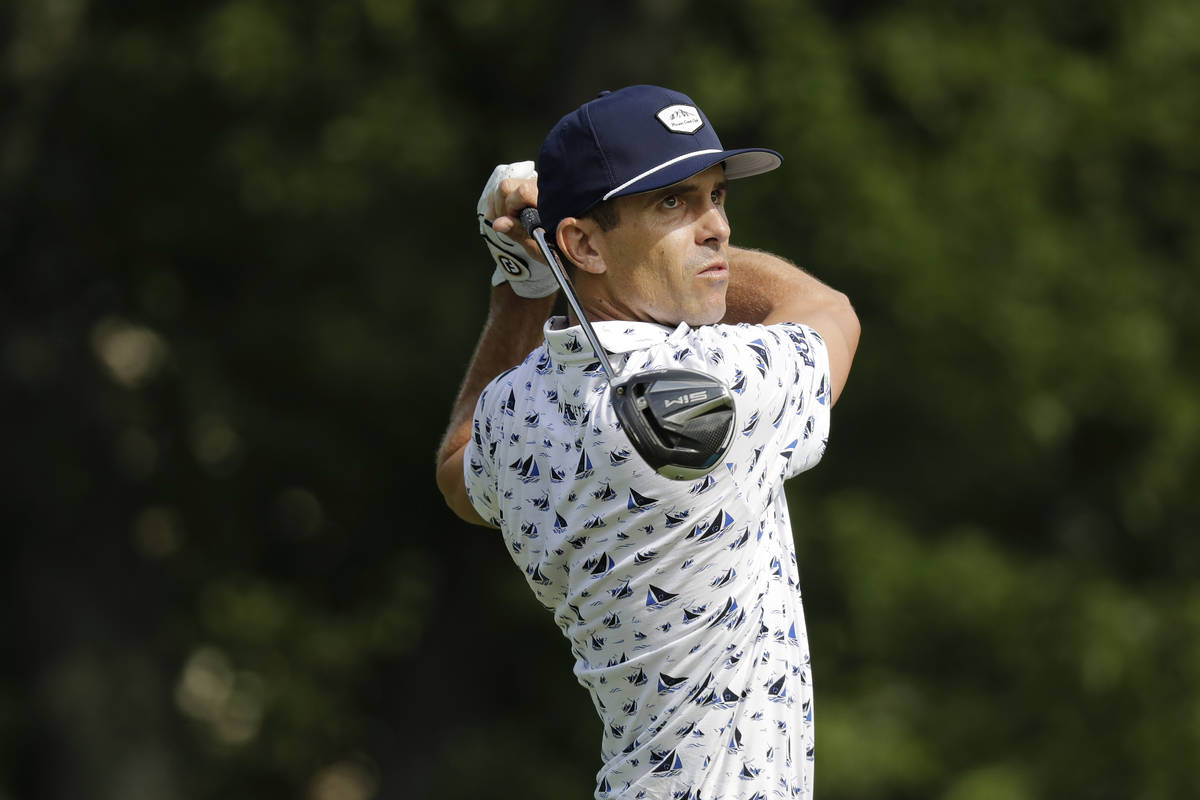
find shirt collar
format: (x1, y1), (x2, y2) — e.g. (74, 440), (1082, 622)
(543, 315), (692, 363)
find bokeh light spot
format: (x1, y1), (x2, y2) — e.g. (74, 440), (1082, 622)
(90, 317), (168, 388)
(309, 759), (378, 800)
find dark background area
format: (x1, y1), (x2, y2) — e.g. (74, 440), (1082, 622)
(3, 0), (1198, 798)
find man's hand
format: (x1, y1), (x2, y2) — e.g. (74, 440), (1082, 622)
(478, 162), (559, 298)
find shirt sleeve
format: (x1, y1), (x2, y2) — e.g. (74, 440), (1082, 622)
(463, 376), (506, 527)
(768, 322), (832, 479)
(685, 322), (832, 483)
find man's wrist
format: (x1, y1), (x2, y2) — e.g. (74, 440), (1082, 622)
(488, 282), (557, 319)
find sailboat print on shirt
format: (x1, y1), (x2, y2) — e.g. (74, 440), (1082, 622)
(645, 584), (679, 609)
(767, 674), (788, 702)
(634, 549), (658, 564)
(711, 568), (736, 588)
(627, 487), (658, 512)
(528, 563), (552, 585)
(593, 481), (617, 501)
(576, 450), (594, 478)
(610, 579), (633, 599)
(741, 411), (760, 437)
(771, 399), (788, 428)
(748, 339), (771, 377)
(664, 509), (690, 527)
(685, 509), (734, 542)
(650, 748), (683, 777)
(507, 454), (540, 483)
(583, 552), (615, 578)
(656, 673), (688, 694)
(561, 403), (580, 425)
(707, 596), (739, 629)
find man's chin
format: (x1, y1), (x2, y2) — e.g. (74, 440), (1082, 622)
(684, 302), (727, 327)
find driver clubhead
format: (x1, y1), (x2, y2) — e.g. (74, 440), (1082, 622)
(611, 368), (736, 480)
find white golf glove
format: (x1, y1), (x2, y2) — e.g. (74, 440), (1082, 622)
(477, 161), (559, 298)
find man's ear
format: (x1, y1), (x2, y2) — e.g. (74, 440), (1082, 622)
(557, 217), (606, 275)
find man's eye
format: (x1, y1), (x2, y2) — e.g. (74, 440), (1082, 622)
(711, 190), (725, 205)
(661, 195), (679, 209)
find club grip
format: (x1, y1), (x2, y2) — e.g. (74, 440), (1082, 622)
(519, 207), (542, 234)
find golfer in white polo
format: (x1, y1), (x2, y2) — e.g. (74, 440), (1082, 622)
(438, 85), (860, 800)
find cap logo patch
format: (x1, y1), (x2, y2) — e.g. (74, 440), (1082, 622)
(656, 105), (704, 134)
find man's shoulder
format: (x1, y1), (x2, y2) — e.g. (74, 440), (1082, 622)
(664, 321), (821, 361)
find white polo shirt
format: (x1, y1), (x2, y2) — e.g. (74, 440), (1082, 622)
(466, 316), (831, 800)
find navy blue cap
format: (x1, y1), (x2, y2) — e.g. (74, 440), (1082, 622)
(536, 85), (782, 236)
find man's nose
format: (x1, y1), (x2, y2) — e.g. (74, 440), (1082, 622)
(698, 201), (731, 245)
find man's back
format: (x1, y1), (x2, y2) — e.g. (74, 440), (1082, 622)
(467, 317), (831, 799)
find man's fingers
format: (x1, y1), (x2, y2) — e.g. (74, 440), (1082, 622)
(477, 161), (537, 223)
(488, 187), (506, 225)
(496, 178), (538, 217)
(492, 182), (538, 237)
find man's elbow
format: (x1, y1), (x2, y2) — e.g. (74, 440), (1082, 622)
(434, 456), (468, 516)
(835, 291), (861, 358)
(824, 292), (860, 406)
(435, 452), (492, 527)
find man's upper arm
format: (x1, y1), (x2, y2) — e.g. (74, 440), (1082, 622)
(762, 291), (858, 407)
(461, 389), (505, 529)
(731, 323), (832, 478)
(436, 442), (492, 527)
(437, 385), (502, 529)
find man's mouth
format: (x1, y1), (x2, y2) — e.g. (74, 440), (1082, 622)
(698, 261), (728, 276)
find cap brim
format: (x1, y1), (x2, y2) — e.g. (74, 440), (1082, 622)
(604, 147), (782, 203)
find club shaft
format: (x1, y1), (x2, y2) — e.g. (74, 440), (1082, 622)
(529, 227), (621, 381)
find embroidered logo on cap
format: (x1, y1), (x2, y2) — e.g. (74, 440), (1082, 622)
(656, 105), (704, 134)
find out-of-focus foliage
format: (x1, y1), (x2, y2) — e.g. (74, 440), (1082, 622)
(2, 0), (1196, 798)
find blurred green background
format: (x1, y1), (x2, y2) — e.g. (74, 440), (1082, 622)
(3, 0), (1198, 798)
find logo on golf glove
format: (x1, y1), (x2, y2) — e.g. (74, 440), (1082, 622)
(477, 161), (559, 299)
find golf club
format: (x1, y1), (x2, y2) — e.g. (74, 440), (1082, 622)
(519, 207), (736, 480)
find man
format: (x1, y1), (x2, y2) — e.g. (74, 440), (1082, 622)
(436, 85), (859, 799)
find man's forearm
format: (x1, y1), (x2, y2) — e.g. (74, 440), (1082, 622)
(436, 284), (555, 523)
(722, 246), (835, 325)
